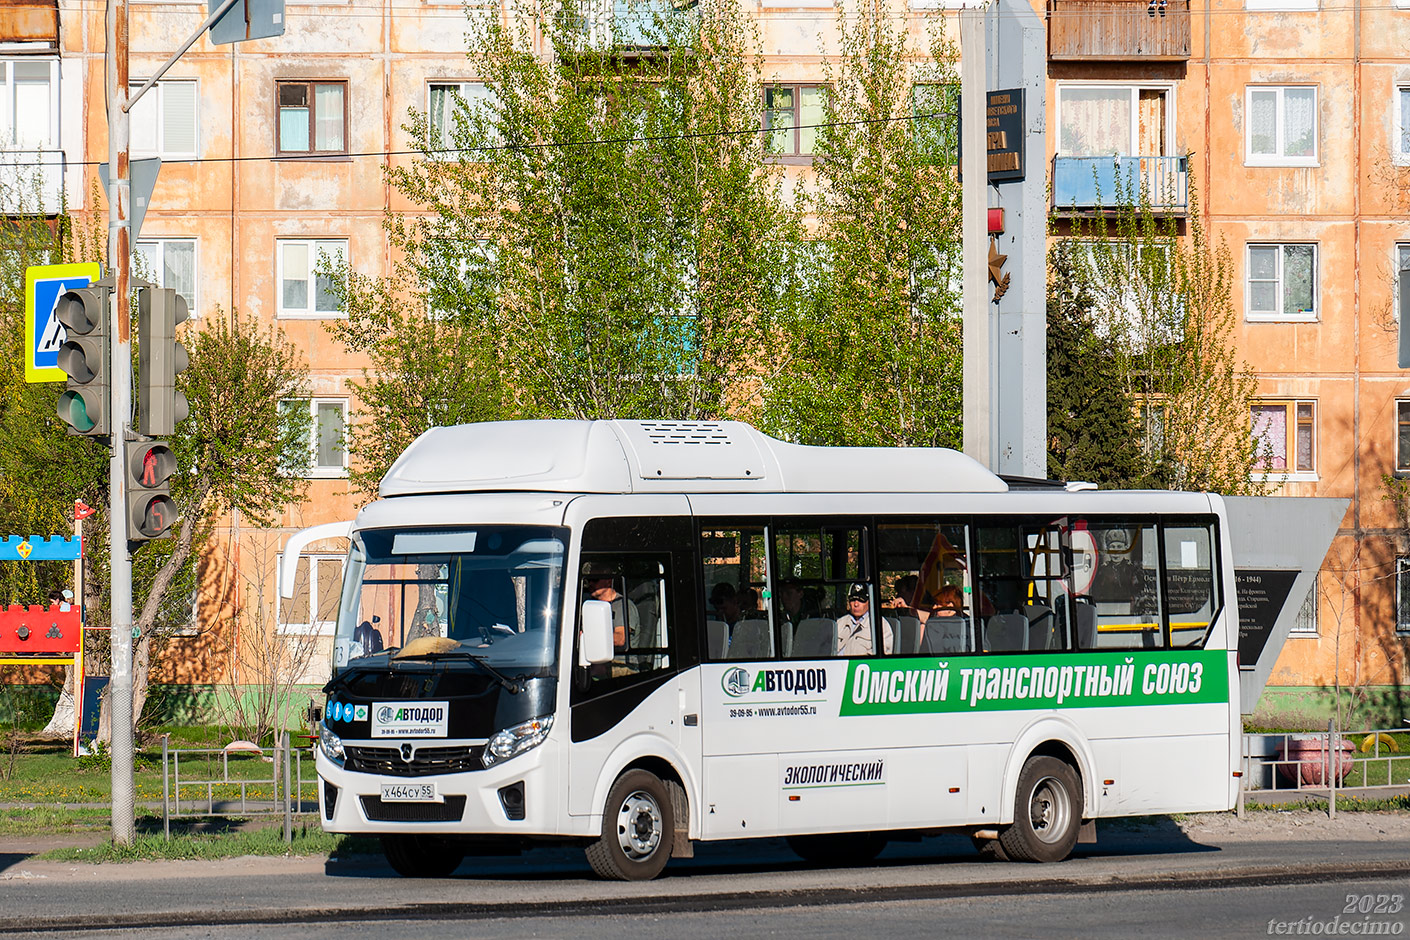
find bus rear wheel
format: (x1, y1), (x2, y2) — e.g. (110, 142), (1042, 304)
(786, 831), (887, 866)
(381, 834), (465, 878)
(997, 756), (1083, 863)
(586, 769), (674, 881)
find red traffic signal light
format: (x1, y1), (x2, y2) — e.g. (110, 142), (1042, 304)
(126, 441), (178, 542)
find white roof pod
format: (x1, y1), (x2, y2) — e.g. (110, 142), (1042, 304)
(378, 420), (1008, 497)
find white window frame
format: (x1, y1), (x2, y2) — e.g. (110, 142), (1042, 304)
(1397, 557), (1410, 635)
(1251, 399), (1317, 480)
(1288, 580), (1319, 636)
(1397, 243), (1410, 354)
(1396, 85), (1410, 167)
(276, 552), (345, 636)
(281, 397), (348, 477)
(128, 79), (198, 159)
(1246, 242), (1318, 322)
(276, 237), (347, 317)
(1396, 398), (1410, 474)
(426, 81), (498, 157)
(0, 58), (58, 150)
(1245, 85), (1319, 167)
(1054, 82), (1178, 157)
(134, 237), (198, 318)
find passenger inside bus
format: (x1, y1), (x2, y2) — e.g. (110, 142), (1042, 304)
(584, 574), (641, 650)
(835, 582), (893, 656)
(919, 584), (969, 654)
(710, 582), (741, 626)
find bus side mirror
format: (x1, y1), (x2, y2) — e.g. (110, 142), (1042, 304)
(580, 600), (615, 666)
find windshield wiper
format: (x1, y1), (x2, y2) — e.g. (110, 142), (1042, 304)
(393, 650), (524, 693)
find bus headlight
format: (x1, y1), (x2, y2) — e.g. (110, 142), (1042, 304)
(483, 716), (553, 768)
(318, 722), (345, 766)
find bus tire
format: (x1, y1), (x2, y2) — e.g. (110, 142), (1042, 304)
(586, 769), (674, 881)
(971, 834), (1010, 861)
(998, 756), (1083, 863)
(381, 834), (465, 878)
(786, 831), (887, 866)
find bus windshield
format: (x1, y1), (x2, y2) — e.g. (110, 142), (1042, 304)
(332, 525), (568, 675)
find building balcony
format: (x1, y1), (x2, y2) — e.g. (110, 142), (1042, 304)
(1051, 155), (1188, 216)
(1046, 0), (1191, 61)
(0, 0), (59, 48)
(566, 0), (697, 53)
(0, 149), (67, 216)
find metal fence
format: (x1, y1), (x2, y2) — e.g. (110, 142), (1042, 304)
(159, 733), (319, 842)
(1240, 724), (1410, 818)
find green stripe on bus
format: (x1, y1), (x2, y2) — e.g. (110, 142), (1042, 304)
(838, 649), (1229, 716)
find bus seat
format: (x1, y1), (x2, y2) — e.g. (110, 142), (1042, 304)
(727, 619), (771, 660)
(792, 618), (836, 659)
(895, 616), (923, 654)
(1024, 604), (1054, 650)
(921, 616), (968, 654)
(1074, 600), (1098, 649)
(781, 619), (793, 657)
(706, 620), (729, 659)
(984, 613), (1027, 651)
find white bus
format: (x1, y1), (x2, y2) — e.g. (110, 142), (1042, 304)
(288, 420), (1240, 880)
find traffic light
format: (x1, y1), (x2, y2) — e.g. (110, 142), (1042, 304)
(137, 286), (190, 436)
(54, 281), (113, 437)
(126, 441), (178, 542)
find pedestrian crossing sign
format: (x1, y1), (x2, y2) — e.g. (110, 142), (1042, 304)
(23, 262), (103, 383)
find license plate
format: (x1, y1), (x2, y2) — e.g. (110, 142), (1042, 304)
(380, 782), (441, 803)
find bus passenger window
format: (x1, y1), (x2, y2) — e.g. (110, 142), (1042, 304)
(876, 524), (973, 655)
(701, 527), (772, 661)
(1164, 523), (1219, 648)
(578, 555), (672, 684)
(1071, 521), (1164, 650)
(772, 524), (877, 659)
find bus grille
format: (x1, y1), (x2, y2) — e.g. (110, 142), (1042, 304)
(359, 794), (467, 823)
(344, 744), (485, 777)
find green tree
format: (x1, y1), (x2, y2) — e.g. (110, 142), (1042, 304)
(762, 8), (963, 447)
(126, 310), (312, 729)
(1051, 173), (1266, 493)
(1045, 242), (1146, 486)
(331, 0), (797, 479)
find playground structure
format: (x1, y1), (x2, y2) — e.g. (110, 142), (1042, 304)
(0, 503), (98, 753)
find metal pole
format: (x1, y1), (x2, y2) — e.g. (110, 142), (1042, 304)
(106, 0), (136, 846)
(283, 732), (293, 843)
(1327, 719), (1336, 820)
(162, 734), (170, 841)
(960, 10), (990, 470)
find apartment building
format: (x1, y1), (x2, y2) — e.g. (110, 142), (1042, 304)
(15, 0), (1406, 709)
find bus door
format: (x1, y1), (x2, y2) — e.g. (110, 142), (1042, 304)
(565, 503), (701, 820)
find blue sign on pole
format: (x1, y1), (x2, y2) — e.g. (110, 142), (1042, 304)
(23, 263), (103, 383)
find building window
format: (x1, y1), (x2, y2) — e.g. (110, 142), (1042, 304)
(280, 398), (347, 476)
(428, 82), (496, 156)
(1398, 244), (1410, 354)
(913, 83), (957, 165)
(1289, 581), (1319, 636)
(764, 84), (825, 159)
(1396, 400), (1410, 473)
(129, 80), (197, 158)
(0, 59), (57, 149)
(1246, 86), (1317, 166)
(277, 238), (346, 316)
(277, 552), (345, 635)
(1398, 558), (1410, 635)
(276, 80), (347, 156)
(1396, 87), (1410, 164)
(1247, 243), (1317, 321)
(134, 238), (197, 316)
(1056, 84), (1172, 157)
(1252, 400), (1316, 474)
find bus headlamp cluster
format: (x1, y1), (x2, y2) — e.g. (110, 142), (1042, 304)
(483, 715), (553, 768)
(318, 722), (345, 765)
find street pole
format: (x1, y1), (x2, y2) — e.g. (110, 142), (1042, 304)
(960, 10), (991, 471)
(106, 0), (136, 846)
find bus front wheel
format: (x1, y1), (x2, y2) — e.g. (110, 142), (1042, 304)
(998, 756), (1083, 863)
(382, 834), (465, 878)
(586, 769), (674, 881)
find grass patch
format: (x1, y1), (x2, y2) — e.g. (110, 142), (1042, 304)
(0, 806), (118, 834)
(1245, 794), (1410, 813)
(37, 820), (380, 863)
